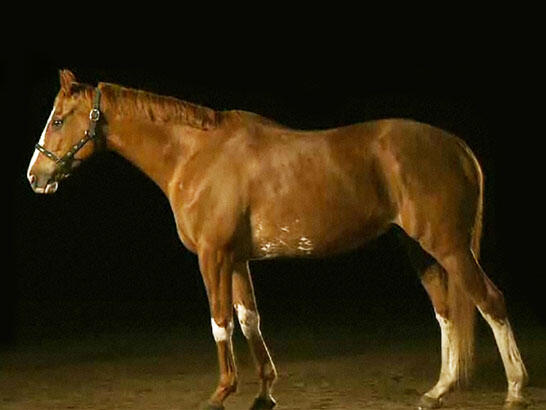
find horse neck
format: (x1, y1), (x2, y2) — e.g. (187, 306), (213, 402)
(100, 88), (211, 195)
(104, 117), (176, 193)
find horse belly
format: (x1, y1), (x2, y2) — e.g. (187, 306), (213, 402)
(250, 204), (392, 259)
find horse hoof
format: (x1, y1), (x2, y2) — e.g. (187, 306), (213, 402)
(504, 398), (530, 409)
(418, 394), (442, 409)
(250, 396), (276, 410)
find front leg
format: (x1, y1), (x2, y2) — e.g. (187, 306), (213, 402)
(233, 261), (277, 409)
(199, 245), (237, 410)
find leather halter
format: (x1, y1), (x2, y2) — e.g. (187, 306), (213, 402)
(35, 88), (104, 181)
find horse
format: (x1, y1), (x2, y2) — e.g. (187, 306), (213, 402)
(27, 69), (529, 410)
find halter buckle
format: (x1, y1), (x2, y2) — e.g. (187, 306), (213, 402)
(89, 108), (100, 122)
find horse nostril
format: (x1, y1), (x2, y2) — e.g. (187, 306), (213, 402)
(45, 181), (58, 194)
(29, 174), (36, 185)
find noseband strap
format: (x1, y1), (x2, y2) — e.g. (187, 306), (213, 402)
(35, 88), (104, 181)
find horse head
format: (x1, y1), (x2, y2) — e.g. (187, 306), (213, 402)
(27, 69), (103, 194)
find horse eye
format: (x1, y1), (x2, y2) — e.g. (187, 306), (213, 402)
(52, 119), (63, 128)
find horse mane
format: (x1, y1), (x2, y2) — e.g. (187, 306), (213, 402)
(98, 82), (218, 130)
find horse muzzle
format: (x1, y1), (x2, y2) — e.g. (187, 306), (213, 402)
(28, 173), (59, 194)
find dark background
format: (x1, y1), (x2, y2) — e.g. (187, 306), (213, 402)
(4, 46), (544, 347)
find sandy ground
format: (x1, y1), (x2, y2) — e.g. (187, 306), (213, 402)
(1, 325), (545, 410)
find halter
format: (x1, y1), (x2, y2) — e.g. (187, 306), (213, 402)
(35, 88), (104, 181)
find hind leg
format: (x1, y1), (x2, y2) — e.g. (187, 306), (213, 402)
(440, 249), (529, 409)
(232, 262), (277, 409)
(418, 263), (462, 408)
(404, 238), (465, 408)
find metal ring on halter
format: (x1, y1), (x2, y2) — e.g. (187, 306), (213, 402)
(89, 108), (100, 122)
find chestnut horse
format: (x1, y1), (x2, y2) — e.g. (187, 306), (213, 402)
(27, 70), (529, 410)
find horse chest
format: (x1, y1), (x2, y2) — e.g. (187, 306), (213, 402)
(169, 178), (246, 253)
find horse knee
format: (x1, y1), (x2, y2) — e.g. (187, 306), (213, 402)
(235, 303), (261, 339)
(211, 318), (234, 342)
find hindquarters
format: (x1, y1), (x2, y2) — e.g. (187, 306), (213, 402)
(383, 122), (529, 407)
(378, 120), (485, 403)
(375, 119), (484, 259)
(376, 119), (483, 381)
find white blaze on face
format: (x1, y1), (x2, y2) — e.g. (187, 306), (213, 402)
(211, 318), (234, 343)
(235, 303), (261, 339)
(27, 107), (55, 181)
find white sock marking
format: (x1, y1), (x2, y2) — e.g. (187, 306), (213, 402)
(478, 307), (527, 401)
(210, 318), (233, 343)
(235, 304), (261, 339)
(426, 313), (459, 400)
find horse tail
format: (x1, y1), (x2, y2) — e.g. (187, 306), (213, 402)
(470, 162), (484, 258)
(448, 156), (483, 385)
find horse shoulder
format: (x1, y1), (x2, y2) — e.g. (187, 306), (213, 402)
(171, 129), (259, 252)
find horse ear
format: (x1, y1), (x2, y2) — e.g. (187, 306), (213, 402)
(59, 69), (77, 94)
